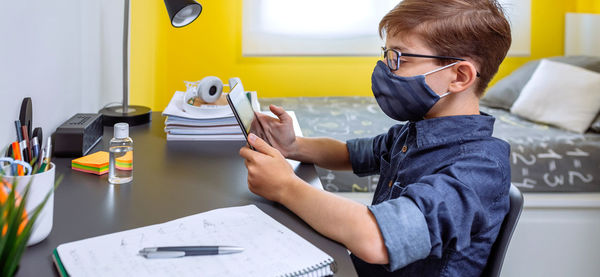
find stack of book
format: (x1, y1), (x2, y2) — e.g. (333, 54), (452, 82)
(162, 91), (260, 141)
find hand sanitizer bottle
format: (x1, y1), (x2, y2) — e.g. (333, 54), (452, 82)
(109, 123), (133, 184)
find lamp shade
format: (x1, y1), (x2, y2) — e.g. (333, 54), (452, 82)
(164, 0), (202, 27)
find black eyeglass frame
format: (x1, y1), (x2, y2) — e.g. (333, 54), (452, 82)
(382, 47), (480, 77)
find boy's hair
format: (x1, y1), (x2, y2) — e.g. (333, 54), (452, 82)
(379, 0), (512, 96)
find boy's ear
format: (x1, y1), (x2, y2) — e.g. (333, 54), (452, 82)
(448, 61), (478, 93)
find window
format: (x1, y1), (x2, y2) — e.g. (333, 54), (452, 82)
(499, 0), (531, 56)
(242, 0), (530, 56)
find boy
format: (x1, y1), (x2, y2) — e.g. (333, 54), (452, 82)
(239, 0), (512, 276)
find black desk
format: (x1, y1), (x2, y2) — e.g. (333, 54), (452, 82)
(18, 113), (357, 276)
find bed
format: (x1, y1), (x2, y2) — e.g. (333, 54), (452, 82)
(260, 56), (600, 192)
(259, 96), (600, 193)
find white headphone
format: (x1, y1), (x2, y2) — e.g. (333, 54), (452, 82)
(182, 77), (244, 116)
(184, 76), (244, 103)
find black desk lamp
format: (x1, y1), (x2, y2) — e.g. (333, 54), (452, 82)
(100, 0), (202, 126)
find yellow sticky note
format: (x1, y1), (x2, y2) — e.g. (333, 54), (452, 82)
(72, 151), (109, 167)
(71, 151), (133, 175)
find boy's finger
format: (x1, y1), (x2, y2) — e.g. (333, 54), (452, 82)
(239, 146), (259, 160)
(269, 105), (292, 124)
(255, 111), (271, 121)
(248, 133), (278, 157)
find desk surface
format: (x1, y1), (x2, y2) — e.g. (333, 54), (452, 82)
(18, 113), (357, 277)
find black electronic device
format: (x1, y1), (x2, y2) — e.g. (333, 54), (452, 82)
(53, 113), (104, 157)
(226, 81), (258, 151)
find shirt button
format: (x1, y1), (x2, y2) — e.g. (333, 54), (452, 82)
(388, 181), (393, 188)
(402, 145), (408, 153)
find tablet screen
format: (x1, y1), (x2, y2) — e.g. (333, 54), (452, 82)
(226, 82), (257, 145)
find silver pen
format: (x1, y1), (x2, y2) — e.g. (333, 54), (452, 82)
(139, 246), (244, 259)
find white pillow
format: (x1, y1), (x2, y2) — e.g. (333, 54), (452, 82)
(510, 59), (600, 133)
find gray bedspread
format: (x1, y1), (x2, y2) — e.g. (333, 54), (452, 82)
(260, 97), (600, 193)
(480, 106), (600, 192)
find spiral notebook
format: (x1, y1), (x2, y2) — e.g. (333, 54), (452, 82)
(52, 205), (335, 277)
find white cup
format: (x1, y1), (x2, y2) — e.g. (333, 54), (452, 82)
(2, 163), (55, 246)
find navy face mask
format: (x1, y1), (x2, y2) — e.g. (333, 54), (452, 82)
(371, 60), (457, 121)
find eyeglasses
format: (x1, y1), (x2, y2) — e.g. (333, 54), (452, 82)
(382, 47), (480, 77)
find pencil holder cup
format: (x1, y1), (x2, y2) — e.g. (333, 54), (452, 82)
(1, 163), (55, 246)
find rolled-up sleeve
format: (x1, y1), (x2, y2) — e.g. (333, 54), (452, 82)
(346, 137), (379, 176)
(368, 197), (431, 271)
(402, 156), (510, 260)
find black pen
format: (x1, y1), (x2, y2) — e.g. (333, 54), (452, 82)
(139, 246), (244, 259)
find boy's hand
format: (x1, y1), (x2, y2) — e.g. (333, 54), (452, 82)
(239, 133), (300, 202)
(251, 105), (298, 158)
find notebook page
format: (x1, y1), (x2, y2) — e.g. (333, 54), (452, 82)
(56, 205), (334, 277)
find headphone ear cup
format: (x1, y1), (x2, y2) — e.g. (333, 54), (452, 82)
(198, 76), (223, 103)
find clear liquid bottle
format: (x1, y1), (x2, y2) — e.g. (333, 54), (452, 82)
(109, 123), (133, 184)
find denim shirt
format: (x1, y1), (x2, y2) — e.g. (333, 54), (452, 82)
(346, 113), (511, 277)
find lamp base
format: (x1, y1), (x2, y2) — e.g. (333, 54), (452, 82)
(99, 105), (151, 126)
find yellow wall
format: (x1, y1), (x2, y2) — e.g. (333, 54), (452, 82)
(130, 0), (600, 111)
(129, 1), (164, 110)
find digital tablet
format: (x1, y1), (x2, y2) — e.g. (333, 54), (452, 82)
(226, 82), (257, 150)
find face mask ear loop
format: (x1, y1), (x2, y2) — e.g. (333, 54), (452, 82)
(423, 61), (459, 76)
(439, 91), (451, 98)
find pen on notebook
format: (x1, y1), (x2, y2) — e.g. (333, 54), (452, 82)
(138, 246), (244, 259)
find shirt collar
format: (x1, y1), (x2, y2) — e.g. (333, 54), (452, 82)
(412, 112), (495, 148)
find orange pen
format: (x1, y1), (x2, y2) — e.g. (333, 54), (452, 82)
(11, 142), (23, 176)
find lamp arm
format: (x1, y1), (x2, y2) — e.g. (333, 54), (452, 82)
(97, 0), (151, 126)
(122, 0), (130, 113)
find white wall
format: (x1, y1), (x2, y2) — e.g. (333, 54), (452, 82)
(0, 0), (124, 148)
(501, 193), (600, 277)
